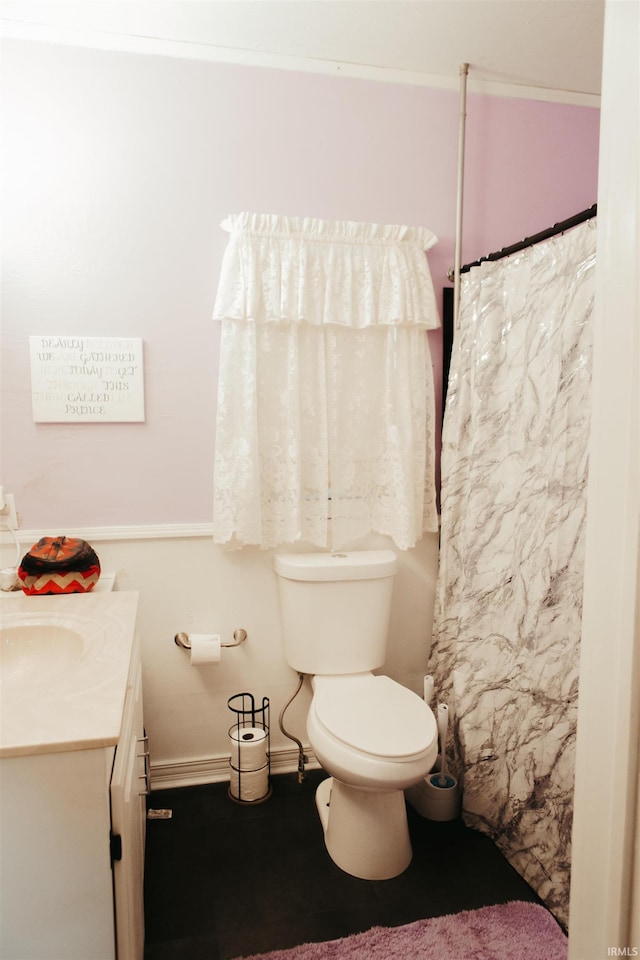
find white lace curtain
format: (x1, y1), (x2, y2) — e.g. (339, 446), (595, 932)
(212, 212), (440, 550)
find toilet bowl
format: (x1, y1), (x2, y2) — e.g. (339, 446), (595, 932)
(273, 549), (437, 880)
(306, 673), (437, 879)
(308, 674), (437, 790)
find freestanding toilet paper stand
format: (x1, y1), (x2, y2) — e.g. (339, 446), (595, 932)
(227, 692), (272, 804)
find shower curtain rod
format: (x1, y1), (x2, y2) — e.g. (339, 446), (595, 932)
(448, 203), (597, 280)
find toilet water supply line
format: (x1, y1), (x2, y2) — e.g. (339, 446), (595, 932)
(279, 672), (308, 783)
(175, 626), (308, 782)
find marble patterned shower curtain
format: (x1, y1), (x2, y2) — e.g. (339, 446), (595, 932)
(429, 218), (597, 927)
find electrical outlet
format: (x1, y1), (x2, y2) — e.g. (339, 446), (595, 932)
(0, 493), (18, 530)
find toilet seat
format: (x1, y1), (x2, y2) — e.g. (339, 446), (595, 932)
(312, 675), (436, 761)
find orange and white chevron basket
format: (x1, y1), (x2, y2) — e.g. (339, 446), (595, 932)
(17, 536), (101, 596)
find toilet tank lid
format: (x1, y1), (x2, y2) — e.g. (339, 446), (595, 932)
(274, 550), (397, 582)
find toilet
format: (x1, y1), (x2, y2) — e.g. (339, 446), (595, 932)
(274, 549), (437, 880)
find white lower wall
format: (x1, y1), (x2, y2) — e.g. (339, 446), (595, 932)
(2, 529), (439, 790)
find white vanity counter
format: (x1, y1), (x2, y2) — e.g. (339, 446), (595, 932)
(0, 590), (139, 757)
(0, 588), (146, 959)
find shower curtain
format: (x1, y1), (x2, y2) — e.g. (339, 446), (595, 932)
(429, 218), (597, 927)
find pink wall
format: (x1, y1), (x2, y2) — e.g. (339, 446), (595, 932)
(1, 40), (600, 529)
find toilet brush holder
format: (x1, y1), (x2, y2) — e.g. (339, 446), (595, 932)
(406, 772), (461, 821)
(406, 700), (461, 821)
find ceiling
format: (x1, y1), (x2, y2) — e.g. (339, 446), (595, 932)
(0, 0), (605, 103)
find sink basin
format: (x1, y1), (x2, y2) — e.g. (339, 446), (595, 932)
(1, 618), (88, 686)
(0, 591), (138, 758)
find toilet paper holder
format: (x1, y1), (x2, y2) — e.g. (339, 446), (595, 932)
(174, 628), (247, 650)
(228, 691), (272, 805)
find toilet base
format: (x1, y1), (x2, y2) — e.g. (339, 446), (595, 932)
(315, 777), (412, 880)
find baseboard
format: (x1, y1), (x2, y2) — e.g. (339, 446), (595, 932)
(150, 745), (319, 791)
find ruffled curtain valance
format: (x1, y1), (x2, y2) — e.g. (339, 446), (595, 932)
(213, 212), (439, 329)
(212, 213), (440, 550)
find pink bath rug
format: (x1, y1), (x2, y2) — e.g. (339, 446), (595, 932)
(233, 900), (567, 960)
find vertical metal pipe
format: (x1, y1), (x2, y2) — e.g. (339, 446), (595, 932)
(453, 63), (470, 334)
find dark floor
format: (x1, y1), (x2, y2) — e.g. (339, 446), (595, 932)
(143, 767), (542, 960)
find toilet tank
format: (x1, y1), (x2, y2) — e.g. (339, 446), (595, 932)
(274, 550), (398, 675)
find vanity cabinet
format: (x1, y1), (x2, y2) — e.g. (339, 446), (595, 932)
(0, 629), (146, 959)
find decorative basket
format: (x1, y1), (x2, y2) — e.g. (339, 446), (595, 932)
(18, 536), (101, 595)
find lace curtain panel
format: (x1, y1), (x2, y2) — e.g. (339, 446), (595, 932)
(212, 213), (440, 550)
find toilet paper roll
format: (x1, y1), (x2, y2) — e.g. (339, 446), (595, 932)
(190, 634), (221, 665)
(229, 726), (268, 771)
(229, 765), (269, 802)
